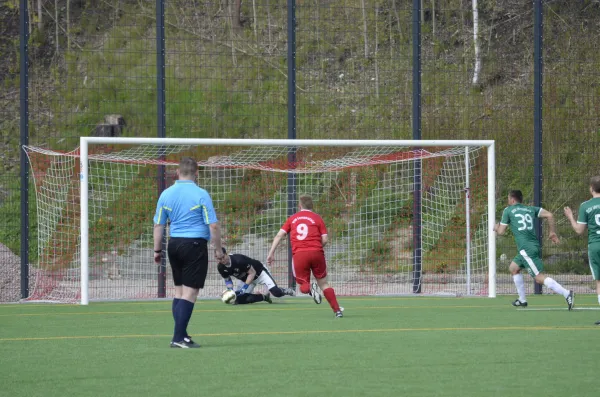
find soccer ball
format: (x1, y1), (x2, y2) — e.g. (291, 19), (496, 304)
(221, 289), (236, 304)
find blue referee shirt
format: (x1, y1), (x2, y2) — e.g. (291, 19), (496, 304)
(153, 180), (218, 239)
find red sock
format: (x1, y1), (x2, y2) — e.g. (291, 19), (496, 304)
(322, 288), (340, 312)
(299, 283), (311, 294)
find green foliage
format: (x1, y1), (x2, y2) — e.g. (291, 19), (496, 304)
(89, 176), (156, 253)
(218, 170), (286, 242)
(2, 0), (600, 271)
(4, 0), (18, 9)
(0, 181), (38, 261)
(432, 262), (450, 274)
(249, 213), (287, 235)
(365, 240), (393, 269)
(550, 259), (590, 275)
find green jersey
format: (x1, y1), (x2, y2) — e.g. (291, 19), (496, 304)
(500, 204), (543, 250)
(577, 197), (600, 244)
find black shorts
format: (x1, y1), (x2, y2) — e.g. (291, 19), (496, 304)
(167, 238), (208, 289)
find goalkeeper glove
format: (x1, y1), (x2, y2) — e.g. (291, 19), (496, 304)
(225, 280), (234, 290)
(236, 284), (249, 295)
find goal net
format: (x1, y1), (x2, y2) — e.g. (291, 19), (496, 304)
(24, 138), (496, 304)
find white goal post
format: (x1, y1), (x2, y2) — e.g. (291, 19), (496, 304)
(80, 138), (496, 304)
(25, 138), (496, 304)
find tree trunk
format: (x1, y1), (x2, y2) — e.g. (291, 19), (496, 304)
(461, 2), (466, 71)
(114, 0), (121, 28)
(66, 0), (70, 50)
(391, 0), (402, 37)
(232, 0), (241, 30)
(360, 0), (368, 58)
(388, 6), (393, 61)
(374, 3), (379, 99)
(431, 0), (436, 36)
(252, 0), (257, 38)
(27, 0), (32, 34)
(54, 0), (59, 55)
(37, 0), (43, 32)
(228, 0), (237, 65)
(314, 0), (320, 53)
(472, 0), (481, 85)
(266, 0), (272, 46)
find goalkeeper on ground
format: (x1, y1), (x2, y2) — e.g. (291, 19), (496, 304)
(217, 248), (295, 304)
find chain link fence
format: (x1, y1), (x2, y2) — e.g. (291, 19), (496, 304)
(1, 0), (599, 301)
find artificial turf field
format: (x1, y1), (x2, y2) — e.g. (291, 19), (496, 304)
(1, 296), (598, 397)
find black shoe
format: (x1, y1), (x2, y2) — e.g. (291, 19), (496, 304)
(512, 299), (528, 307)
(335, 310), (343, 318)
(169, 336), (193, 348)
(595, 320), (600, 325)
(171, 337), (201, 348)
(566, 290), (575, 311)
(264, 293), (272, 304)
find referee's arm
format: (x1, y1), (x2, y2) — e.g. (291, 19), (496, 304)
(153, 223), (165, 253)
(153, 196), (169, 263)
(209, 222), (223, 259)
(152, 224), (165, 263)
(202, 195), (224, 259)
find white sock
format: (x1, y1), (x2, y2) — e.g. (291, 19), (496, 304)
(513, 274), (526, 302)
(543, 277), (570, 298)
(597, 295), (600, 306)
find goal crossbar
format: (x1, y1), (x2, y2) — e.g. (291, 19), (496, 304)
(81, 137), (495, 147)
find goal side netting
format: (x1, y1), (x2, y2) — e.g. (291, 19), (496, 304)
(24, 139), (496, 304)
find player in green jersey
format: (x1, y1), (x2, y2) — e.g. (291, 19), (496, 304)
(495, 190), (574, 309)
(564, 176), (600, 325)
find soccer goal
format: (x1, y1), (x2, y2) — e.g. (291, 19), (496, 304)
(24, 138), (496, 304)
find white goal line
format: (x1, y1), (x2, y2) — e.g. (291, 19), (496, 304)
(517, 307), (600, 311)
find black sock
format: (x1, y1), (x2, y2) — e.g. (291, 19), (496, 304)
(173, 299), (195, 342)
(172, 298), (180, 321)
(235, 294), (250, 304)
(236, 294), (264, 304)
(172, 298), (182, 340)
(247, 294), (265, 304)
(269, 287), (285, 298)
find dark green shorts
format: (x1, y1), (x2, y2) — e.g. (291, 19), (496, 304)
(588, 243), (600, 281)
(513, 245), (544, 278)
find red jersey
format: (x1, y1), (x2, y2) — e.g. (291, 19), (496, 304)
(281, 210), (328, 254)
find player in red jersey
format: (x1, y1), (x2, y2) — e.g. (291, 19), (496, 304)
(267, 194), (343, 318)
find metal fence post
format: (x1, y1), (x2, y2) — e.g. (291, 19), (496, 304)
(533, 0), (543, 295)
(157, 0), (167, 298)
(286, 0), (297, 289)
(20, 0), (30, 299)
(412, 0), (422, 293)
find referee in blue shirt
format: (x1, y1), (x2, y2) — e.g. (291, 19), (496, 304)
(153, 157), (224, 348)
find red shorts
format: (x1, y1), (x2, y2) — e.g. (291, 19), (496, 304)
(292, 250), (327, 285)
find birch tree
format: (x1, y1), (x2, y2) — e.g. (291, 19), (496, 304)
(472, 0), (481, 84)
(37, 0), (43, 31)
(360, 0), (368, 58)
